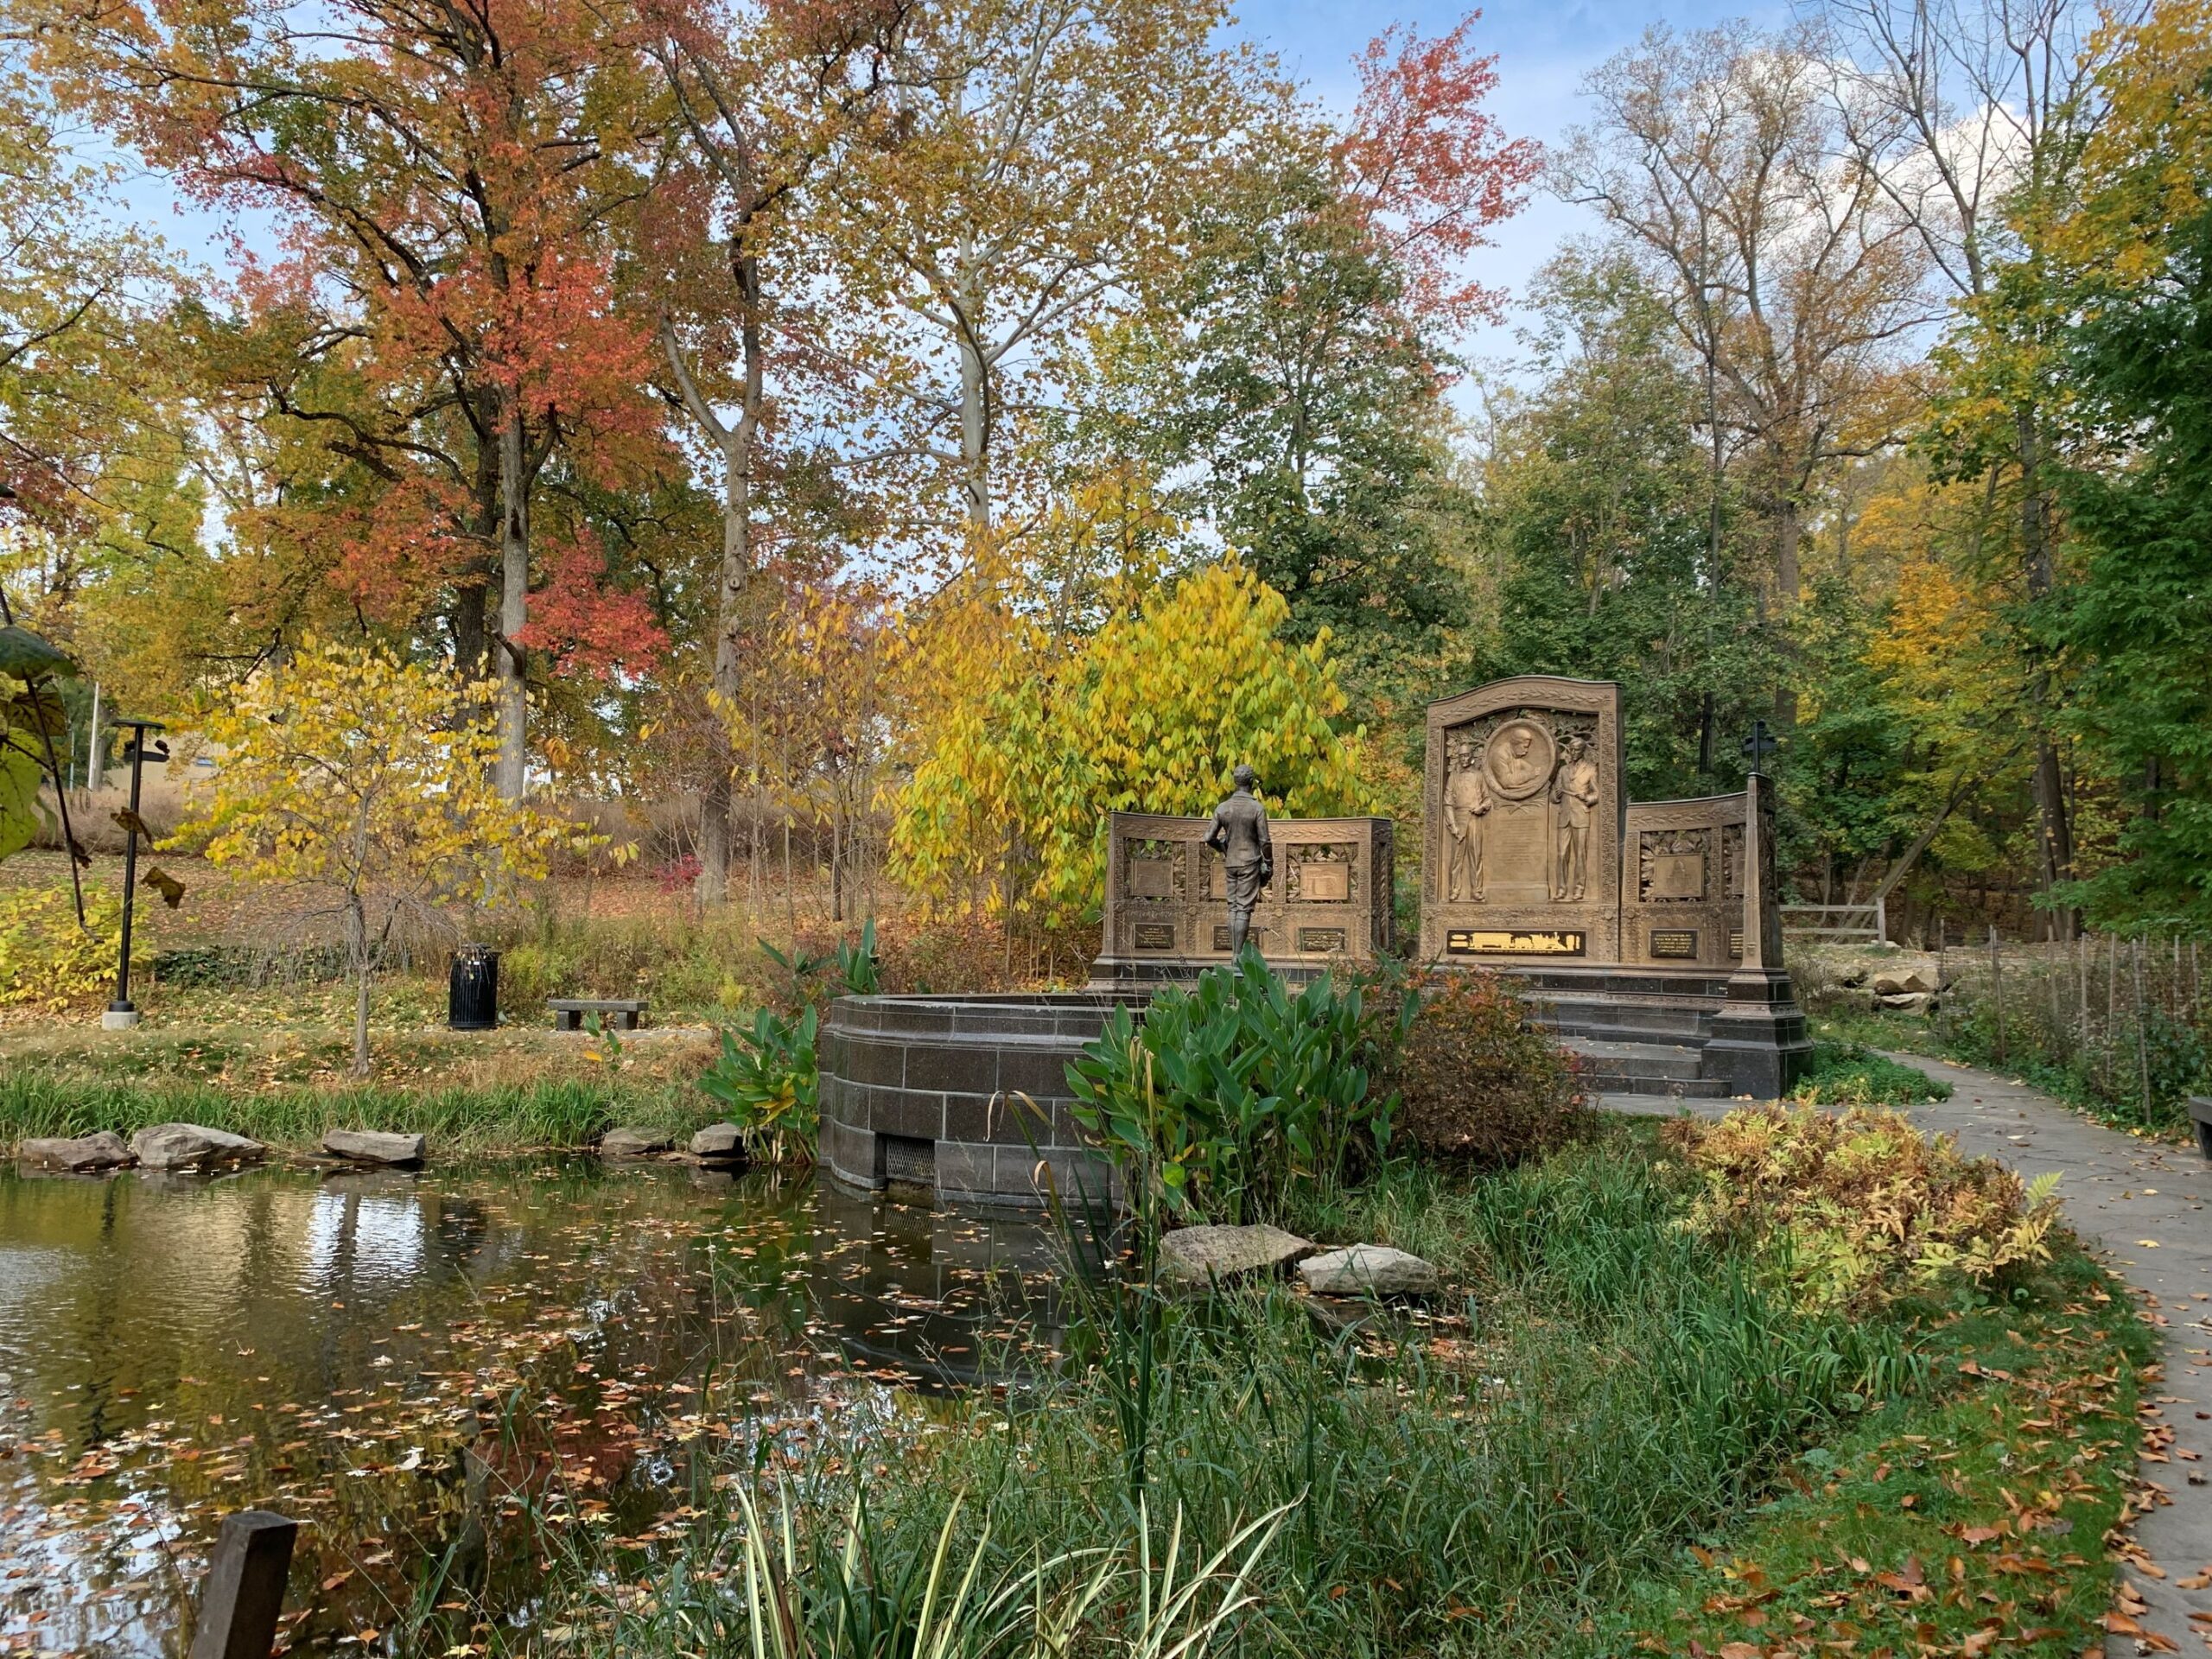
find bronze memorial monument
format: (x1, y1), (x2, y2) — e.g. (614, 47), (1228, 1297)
(1421, 675), (1808, 1098)
(1090, 776), (1394, 986)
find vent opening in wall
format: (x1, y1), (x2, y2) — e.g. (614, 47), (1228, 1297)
(880, 1134), (936, 1190)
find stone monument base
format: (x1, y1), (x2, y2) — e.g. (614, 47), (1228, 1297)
(817, 992), (1135, 1209)
(1470, 961), (1811, 1101)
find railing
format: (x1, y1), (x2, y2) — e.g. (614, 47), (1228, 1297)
(1781, 899), (1886, 944)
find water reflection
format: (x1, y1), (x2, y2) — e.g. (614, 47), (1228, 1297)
(0, 1160), (1080, 1656)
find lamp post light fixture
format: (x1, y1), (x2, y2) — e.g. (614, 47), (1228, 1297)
(101, 717), (168, 1032)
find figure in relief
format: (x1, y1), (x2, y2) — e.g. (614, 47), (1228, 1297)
(1551, 734), (1599, 901)
(1206, 765), (1274, 955)
(1444, 759), (1491, 902)
(1486, 719), (1554, 798)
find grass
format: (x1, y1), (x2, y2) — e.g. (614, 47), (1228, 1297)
(1787, 1038), (1952, 1105)
(0, 1012), (721, 1149)
(507, 1126), (2147, 1659)
(0, 1071), (719, 1150)
(1629, 1244), (2153, 1655)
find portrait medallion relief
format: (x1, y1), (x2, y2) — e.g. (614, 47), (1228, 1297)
(1483, 717), (1557, 800)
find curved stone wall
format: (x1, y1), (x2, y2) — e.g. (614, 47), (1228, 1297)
(818, 993), (1141, 1207)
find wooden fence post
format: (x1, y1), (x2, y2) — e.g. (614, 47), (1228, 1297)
(1988, 925), (2007, 1067)
(190, 1510), (297, 1659)
(2136, 936), (2153, 1117)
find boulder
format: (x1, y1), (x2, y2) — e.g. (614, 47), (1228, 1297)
(1877, 991), (1936, 1014)
(19, 1131), (134, 1173)
(129, 1122), (267, 1171)
(1872, 970), (1934, 996)
(1299, 1244), (1441, 1298)
(1159, 1224), (1314, 1286)
(600, 1128), (673, 1158)
(690, 1123), (747, 1162)
(323, 1128), (426, 1166)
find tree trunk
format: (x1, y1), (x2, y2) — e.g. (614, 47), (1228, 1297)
(664, 245), (765, 907)
(347, 895), (372, 1078)
(2016, 403), (2075, 941)
(494, 407), (531, 800)
(957, 234), (989, 529)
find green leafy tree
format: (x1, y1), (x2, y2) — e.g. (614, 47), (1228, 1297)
(1474, 251), (1777, 800)
(2044, 0), (2212, 929)
(890, 558), (1368, 930)
(180, 640), (582, 1071)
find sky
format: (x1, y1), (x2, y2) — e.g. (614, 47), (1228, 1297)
(1231, 0), (1792, 368)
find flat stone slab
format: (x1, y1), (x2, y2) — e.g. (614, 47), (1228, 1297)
(601, 1128), (672, 1158)
(690, 1123), (747, 1161)
(322, 1128), (426, 1166)
(130, 1122), (268, 1171)
(1300, 1244), (1441, 1298)
(20, 1132), (134, 1172)
(1160, 1224), (1314, 1286)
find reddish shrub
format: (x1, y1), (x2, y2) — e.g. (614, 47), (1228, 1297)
(1388, 969), (1589, 1166)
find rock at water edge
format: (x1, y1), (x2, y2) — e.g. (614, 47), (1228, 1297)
(20, 1132), (134, 1172)
(129, 1122), (269, 1171)
(1299, 1245), (1441, 1298)
(601, 1128), (673, 1158)
(323, 1128), (427, 1166)
(1160, 1224), (1315, 1286)
(690, 1123), (747, 1162)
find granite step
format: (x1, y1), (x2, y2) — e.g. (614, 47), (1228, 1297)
(1566, 1038), (1707, 1081)
(1562, 1035), (1737, 1098)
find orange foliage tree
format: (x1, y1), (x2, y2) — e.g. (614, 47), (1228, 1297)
(28, 0), (674, 795)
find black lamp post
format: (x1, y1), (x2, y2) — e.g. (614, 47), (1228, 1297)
(1741, 718), (1777, 775)
(102, 717), (167, 1032)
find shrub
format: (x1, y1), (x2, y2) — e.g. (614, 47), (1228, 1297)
(0, 884), (143, 1010)
(1386, 968), (1589, 1166)
(1662, 1105), (2062, 1311)
(1067, 949), (1396, 1224)
(1789, 1040), (1951, 1105)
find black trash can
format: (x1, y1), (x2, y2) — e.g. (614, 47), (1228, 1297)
(449, 944), (499, 1030)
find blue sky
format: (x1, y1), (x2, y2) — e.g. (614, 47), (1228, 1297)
(1235, 0), (1791, 366)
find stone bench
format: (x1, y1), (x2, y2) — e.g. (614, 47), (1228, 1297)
(550, 997), (645, 1032)
(2190, 1095), (2212, 1160)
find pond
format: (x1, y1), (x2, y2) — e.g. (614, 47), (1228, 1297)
(0, 1160), (1081, 1657)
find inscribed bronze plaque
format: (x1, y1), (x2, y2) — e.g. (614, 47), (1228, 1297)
(1299, 861), (1351, 902)
(1648, 929), (1698, 960)
(1128, 856), (1176, 901)
(1213, 925), (1268, 952)
(1133, 922), (1178, 952)
(1298, 927), (1347, 952)
(1446, 929), (1586, 957)
(1645, 851), (1707, 901)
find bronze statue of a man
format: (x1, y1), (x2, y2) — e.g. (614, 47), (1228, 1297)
(1552, 734), (1599, 902)
(1206, 765), (1273, 956)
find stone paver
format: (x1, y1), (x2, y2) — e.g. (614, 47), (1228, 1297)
(1606, 1056), (2212, 1657)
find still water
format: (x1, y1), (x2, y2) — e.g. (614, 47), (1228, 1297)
(0, 1160), (1076, 1657)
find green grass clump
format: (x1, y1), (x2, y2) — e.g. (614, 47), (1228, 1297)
(0, 1072), (711, 1150)
(539, 1128), (2144, 1659)
(1789, 1039), (1952, 1105)
(575, 1138), (1924, 1657)
(1620, 1245), (2152, 1656)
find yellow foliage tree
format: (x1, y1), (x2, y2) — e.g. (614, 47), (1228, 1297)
(890, 557), (1370, 930)
(178, 640), (581, 1073)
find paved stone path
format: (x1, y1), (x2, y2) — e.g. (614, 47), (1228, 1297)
(1607, 1054), (2212, 1657)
